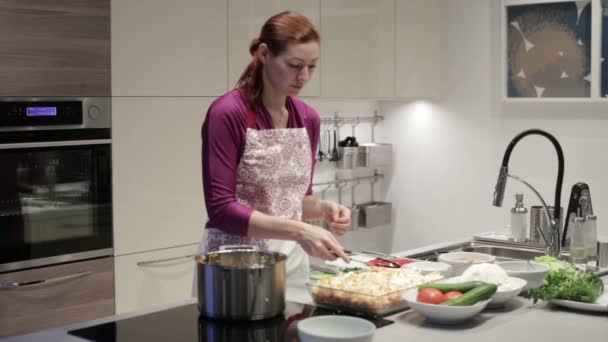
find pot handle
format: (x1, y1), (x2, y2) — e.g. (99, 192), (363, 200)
(219, 244), (259, 251)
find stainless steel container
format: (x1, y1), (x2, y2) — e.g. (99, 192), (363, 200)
(529, 206), (563, 245)
(196, 248), (287, 320)
(357, 143), (392, 168)
(337, 146), (358, 169)
(358, 201), (392, 228)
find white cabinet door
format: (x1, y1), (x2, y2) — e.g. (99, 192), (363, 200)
(114, 245), (198, 314)
(112, 0), (227, 96)
(395, 0), (440, 99)
(320, 0), (395, 98)
(112, 97), (212, 255)
(227, 0), (320, 97)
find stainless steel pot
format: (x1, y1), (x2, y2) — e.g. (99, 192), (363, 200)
(196, 246), (287, 320)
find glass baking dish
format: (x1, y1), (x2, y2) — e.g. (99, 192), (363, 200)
(306, 269), (443, 317)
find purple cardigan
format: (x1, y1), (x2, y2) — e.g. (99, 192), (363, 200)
(201, 89), (320, 236)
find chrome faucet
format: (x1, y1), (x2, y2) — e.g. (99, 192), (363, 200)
(492, 129), (564, 258)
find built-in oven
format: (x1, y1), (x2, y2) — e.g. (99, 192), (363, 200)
(0, 98), (112, 273)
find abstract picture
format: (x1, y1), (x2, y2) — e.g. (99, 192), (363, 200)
(602, 0), (608, 97)
(507, 1), (591, 98)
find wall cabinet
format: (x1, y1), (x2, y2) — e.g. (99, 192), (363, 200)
(0, 0), (110, 97)
(227, 0), (320, 97)
(395, 0), (441, 99)
(320, 0), (396, 98)
(0, 257), (114, 337)
(114, 244), (198, 314)
(112, 97), (211, 255)
(112, 0), (227, 96)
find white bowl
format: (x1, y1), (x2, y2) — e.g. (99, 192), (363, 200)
(403, 289), (490, 324)
(405, 261), (452, 275)
(437, 252), (496, 276)
(496, 261), (549, 291)
(297, 315), (375, 342)
(488, 277), (527, 307)
(433, 275), (526, 307)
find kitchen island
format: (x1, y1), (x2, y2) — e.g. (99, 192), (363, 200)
(3, 242), (607, 342)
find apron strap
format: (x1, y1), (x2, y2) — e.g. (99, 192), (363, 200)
(246, 108), (257, 129)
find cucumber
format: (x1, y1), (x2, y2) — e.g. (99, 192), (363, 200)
(441, 283), (497, 306)
(418, 281), (485, 293)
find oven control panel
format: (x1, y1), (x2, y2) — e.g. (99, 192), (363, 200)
(0, 98), (110, 130)
(0, 101), (82, 126)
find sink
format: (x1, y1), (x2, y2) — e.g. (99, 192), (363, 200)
(460, 246), (544, 261)
(410, 242), (545, 262)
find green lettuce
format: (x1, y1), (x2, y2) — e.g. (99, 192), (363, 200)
(526, 256), (604, 303)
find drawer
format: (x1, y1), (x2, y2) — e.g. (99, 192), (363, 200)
(0, 257), (114, 337)
(114, 244), (198, 314)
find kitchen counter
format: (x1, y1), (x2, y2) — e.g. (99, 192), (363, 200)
(3, 242), (607, 342)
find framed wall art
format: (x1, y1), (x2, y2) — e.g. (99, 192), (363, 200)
(502, 0), (606, 100)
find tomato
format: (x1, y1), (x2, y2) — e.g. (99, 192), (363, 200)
(443, 291), (464, 302)
(416, 288), (445, 304)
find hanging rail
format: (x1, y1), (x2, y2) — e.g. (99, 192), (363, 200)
(312, 172), (384, 187)
(319, 111), (384, 125)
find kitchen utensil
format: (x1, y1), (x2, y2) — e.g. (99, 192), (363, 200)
(196, 245), (287, 320)
(350, 181), (360, 231)
(329, 128), (340, 162)
(437, 252), (495, 276)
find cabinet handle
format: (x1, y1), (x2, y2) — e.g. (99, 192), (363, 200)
(136, 254), (199, 267)
(0, 271), (92, 290)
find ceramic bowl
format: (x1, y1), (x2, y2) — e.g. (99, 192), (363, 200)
(496, 261), (549, 291)
(297, 315), (375, 342)
(403, 289), (490, 324)
(437, 252), (496, 276)
(488, 277), (527, 307)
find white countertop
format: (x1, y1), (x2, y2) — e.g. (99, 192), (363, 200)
(3, 240), (607, 342)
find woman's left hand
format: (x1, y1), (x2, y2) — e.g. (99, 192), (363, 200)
(320, 200), (351, 236)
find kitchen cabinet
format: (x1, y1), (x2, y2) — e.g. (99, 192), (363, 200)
(227, 0), (320, 97)
(112, 97), (211, 255)
(395, 0), (441, 99)
(114, 244), (198, 314)
(112, 0), (227, 96)
(0, 257), (114, 337)
(0, 0), (110, 97)
(320, 0), (395, 98)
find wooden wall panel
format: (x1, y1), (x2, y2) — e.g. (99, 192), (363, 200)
(0, 0), (110, 97)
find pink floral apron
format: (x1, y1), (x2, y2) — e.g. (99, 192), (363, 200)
(199, 107), (312, 280)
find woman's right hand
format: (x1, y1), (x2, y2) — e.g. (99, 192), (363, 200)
(296, 223), (350, 263)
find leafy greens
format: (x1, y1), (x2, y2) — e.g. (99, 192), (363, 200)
(526, 256), (604, 303)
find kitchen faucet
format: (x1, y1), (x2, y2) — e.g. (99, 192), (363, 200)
(492, 129), (564, 258)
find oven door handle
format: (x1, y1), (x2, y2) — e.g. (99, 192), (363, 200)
(0, 139), (111, 150)
(136, 254), (199, 267)
(0, 271), (92, 290)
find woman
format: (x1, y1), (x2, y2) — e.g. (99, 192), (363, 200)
(199, 11), (350, 281)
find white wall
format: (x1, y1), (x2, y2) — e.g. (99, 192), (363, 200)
(380, 0), (608, 253)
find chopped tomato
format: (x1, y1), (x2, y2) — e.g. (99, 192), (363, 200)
(416, 288), (445, 304)
(443, 291), (464, 302)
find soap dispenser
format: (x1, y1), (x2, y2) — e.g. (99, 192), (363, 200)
(510, 193), (528, 241)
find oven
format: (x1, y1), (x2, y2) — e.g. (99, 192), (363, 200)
(0, 98), (112, 273)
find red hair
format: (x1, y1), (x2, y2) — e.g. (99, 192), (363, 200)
(236, 11), (320, 109)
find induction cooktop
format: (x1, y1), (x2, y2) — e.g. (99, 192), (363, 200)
(68, 301), (393, 342)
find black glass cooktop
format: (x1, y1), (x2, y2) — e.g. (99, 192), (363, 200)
(68, 301), (393, 342)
